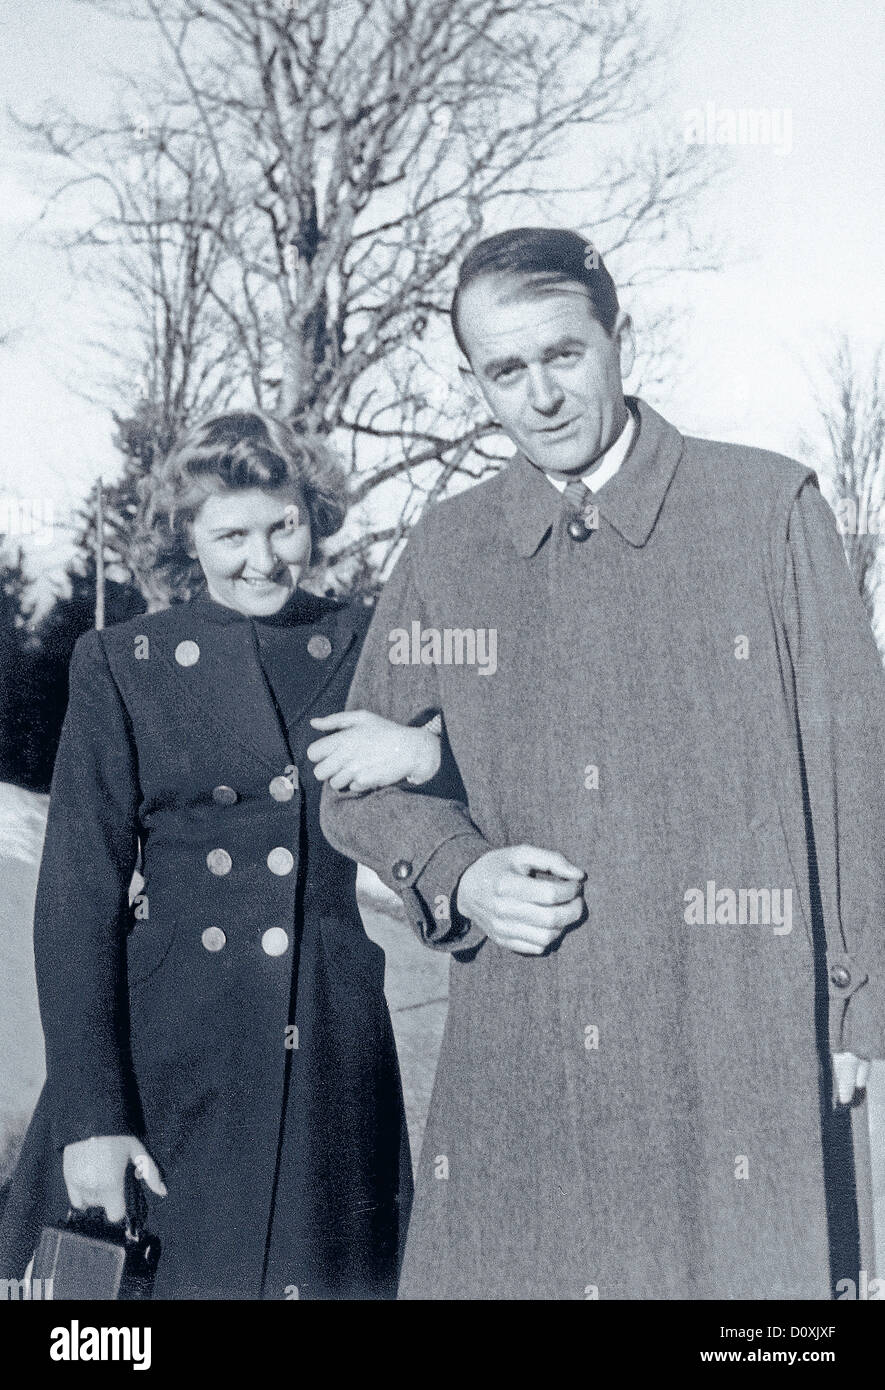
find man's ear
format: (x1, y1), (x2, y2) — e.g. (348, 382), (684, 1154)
(457, 360), (489, 412)
(614, 310), (635, 381)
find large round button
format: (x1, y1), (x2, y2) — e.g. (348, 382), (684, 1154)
(267, 847), (295, 875)
(206, 848), (232, 876)
(212, 785), (238, 805)
(175, 640), (200, 666)
(201, 927), (226, 952)
(567, 518), (592, 542)
(262, 927), (289, 957)
(307, 634), (332, 660)
(392, 859), (413, 881)
(830, 964), (851, 989)
(269, 774), (297, 802)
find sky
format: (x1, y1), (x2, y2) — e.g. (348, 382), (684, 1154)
(1, 0), (883, 603)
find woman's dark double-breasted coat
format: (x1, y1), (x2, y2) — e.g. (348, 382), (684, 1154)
(0, 584), (413, 1299)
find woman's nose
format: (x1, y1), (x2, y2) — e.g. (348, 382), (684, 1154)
(246, 535), (276, 572)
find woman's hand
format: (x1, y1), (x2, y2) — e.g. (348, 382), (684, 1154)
(307, 711), (441, 791)
(62, 1135), (167, 1223)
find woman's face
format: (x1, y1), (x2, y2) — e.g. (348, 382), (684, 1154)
(190, 486), (312, 616)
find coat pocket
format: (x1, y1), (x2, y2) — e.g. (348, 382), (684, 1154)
(747, 803), (813, 950)
(126, 891), (178, 991)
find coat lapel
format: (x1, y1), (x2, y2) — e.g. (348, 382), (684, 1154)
(153, 587), (361, 774)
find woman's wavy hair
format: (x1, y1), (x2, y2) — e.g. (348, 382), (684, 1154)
(129, 411), (349, 607)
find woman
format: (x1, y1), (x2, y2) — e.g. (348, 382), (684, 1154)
(0, 411), (447, 1299)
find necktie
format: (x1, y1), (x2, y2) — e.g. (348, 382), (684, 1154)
(561, 477), (598, 542)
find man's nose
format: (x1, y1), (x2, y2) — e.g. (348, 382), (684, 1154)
(526, 365), (564, 414)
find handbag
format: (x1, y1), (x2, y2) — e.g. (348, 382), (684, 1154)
(31, 1169), (160, 1300)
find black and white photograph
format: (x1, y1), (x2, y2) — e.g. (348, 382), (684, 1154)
(0, 0), (883, 1361)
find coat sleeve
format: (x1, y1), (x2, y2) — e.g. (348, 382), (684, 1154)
(321, 541), (491, 952)
(780, 476), (885, 1057)
(33, 627), (143, 1150)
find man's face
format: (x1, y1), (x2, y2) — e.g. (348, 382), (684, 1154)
(456, 275), (630, 477)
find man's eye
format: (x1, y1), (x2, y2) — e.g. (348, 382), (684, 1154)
(494, 366), (521, 382)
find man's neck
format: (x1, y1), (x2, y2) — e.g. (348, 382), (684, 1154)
(544, 406), (637, 494)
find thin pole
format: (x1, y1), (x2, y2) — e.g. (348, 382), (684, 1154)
(94, 477), (105, 631)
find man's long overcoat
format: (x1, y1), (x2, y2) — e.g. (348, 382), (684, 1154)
(321, 398), (885, 1300)
(0, 586), (413, 1299)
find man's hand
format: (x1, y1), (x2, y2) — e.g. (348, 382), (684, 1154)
(63, 1135), (167, 1224)
(456, 844), (585, 955)
(832, 1052), (871, 1105)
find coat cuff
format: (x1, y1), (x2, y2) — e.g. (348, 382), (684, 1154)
(394, 832), (490, 953)
(829, 952), (885, 1058)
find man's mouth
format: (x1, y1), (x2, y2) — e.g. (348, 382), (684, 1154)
(536, 418), (579, 435)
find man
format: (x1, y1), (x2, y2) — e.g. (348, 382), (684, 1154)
(320, 227), (885, 1299)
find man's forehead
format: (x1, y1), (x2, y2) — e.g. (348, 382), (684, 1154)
(458, 277), (597, 358)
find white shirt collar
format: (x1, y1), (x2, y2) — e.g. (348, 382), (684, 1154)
(545, 408), (637, 494)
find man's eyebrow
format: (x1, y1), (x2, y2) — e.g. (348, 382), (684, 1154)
(481, 353), (525, 378)
(540, 335), (586, 360)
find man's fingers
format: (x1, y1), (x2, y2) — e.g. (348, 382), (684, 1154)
(495, 891), (584, 932)
(832, 1052), (864, 1104)
(502, 871), (584, 906)
(509, 844), (585, 881)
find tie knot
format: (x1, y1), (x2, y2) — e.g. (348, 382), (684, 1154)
(562, 477), (590, 513)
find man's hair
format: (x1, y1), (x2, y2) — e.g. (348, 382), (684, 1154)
(450, 227), (620, 359)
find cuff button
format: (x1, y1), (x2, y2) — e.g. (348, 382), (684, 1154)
(392, 859), (413, 881)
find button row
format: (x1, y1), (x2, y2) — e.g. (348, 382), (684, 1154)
(206, 847), (295, 875)
(210, 769), (300, 807)
(201, 926), (289, 956)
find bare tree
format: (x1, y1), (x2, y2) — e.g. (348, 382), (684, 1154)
(806, 337), (884, 632)
(18, 0), (718, 585)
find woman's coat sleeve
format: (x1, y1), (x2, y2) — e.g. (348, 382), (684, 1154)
(320, 542), (490, 951)
(33, 628), (142, 1150)
(781, 477), (885, 1056)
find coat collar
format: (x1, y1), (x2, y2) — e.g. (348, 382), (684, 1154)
(189, 581), (339, 628)
(159, 585), (364, 774)
(502, 397), (684, 557)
